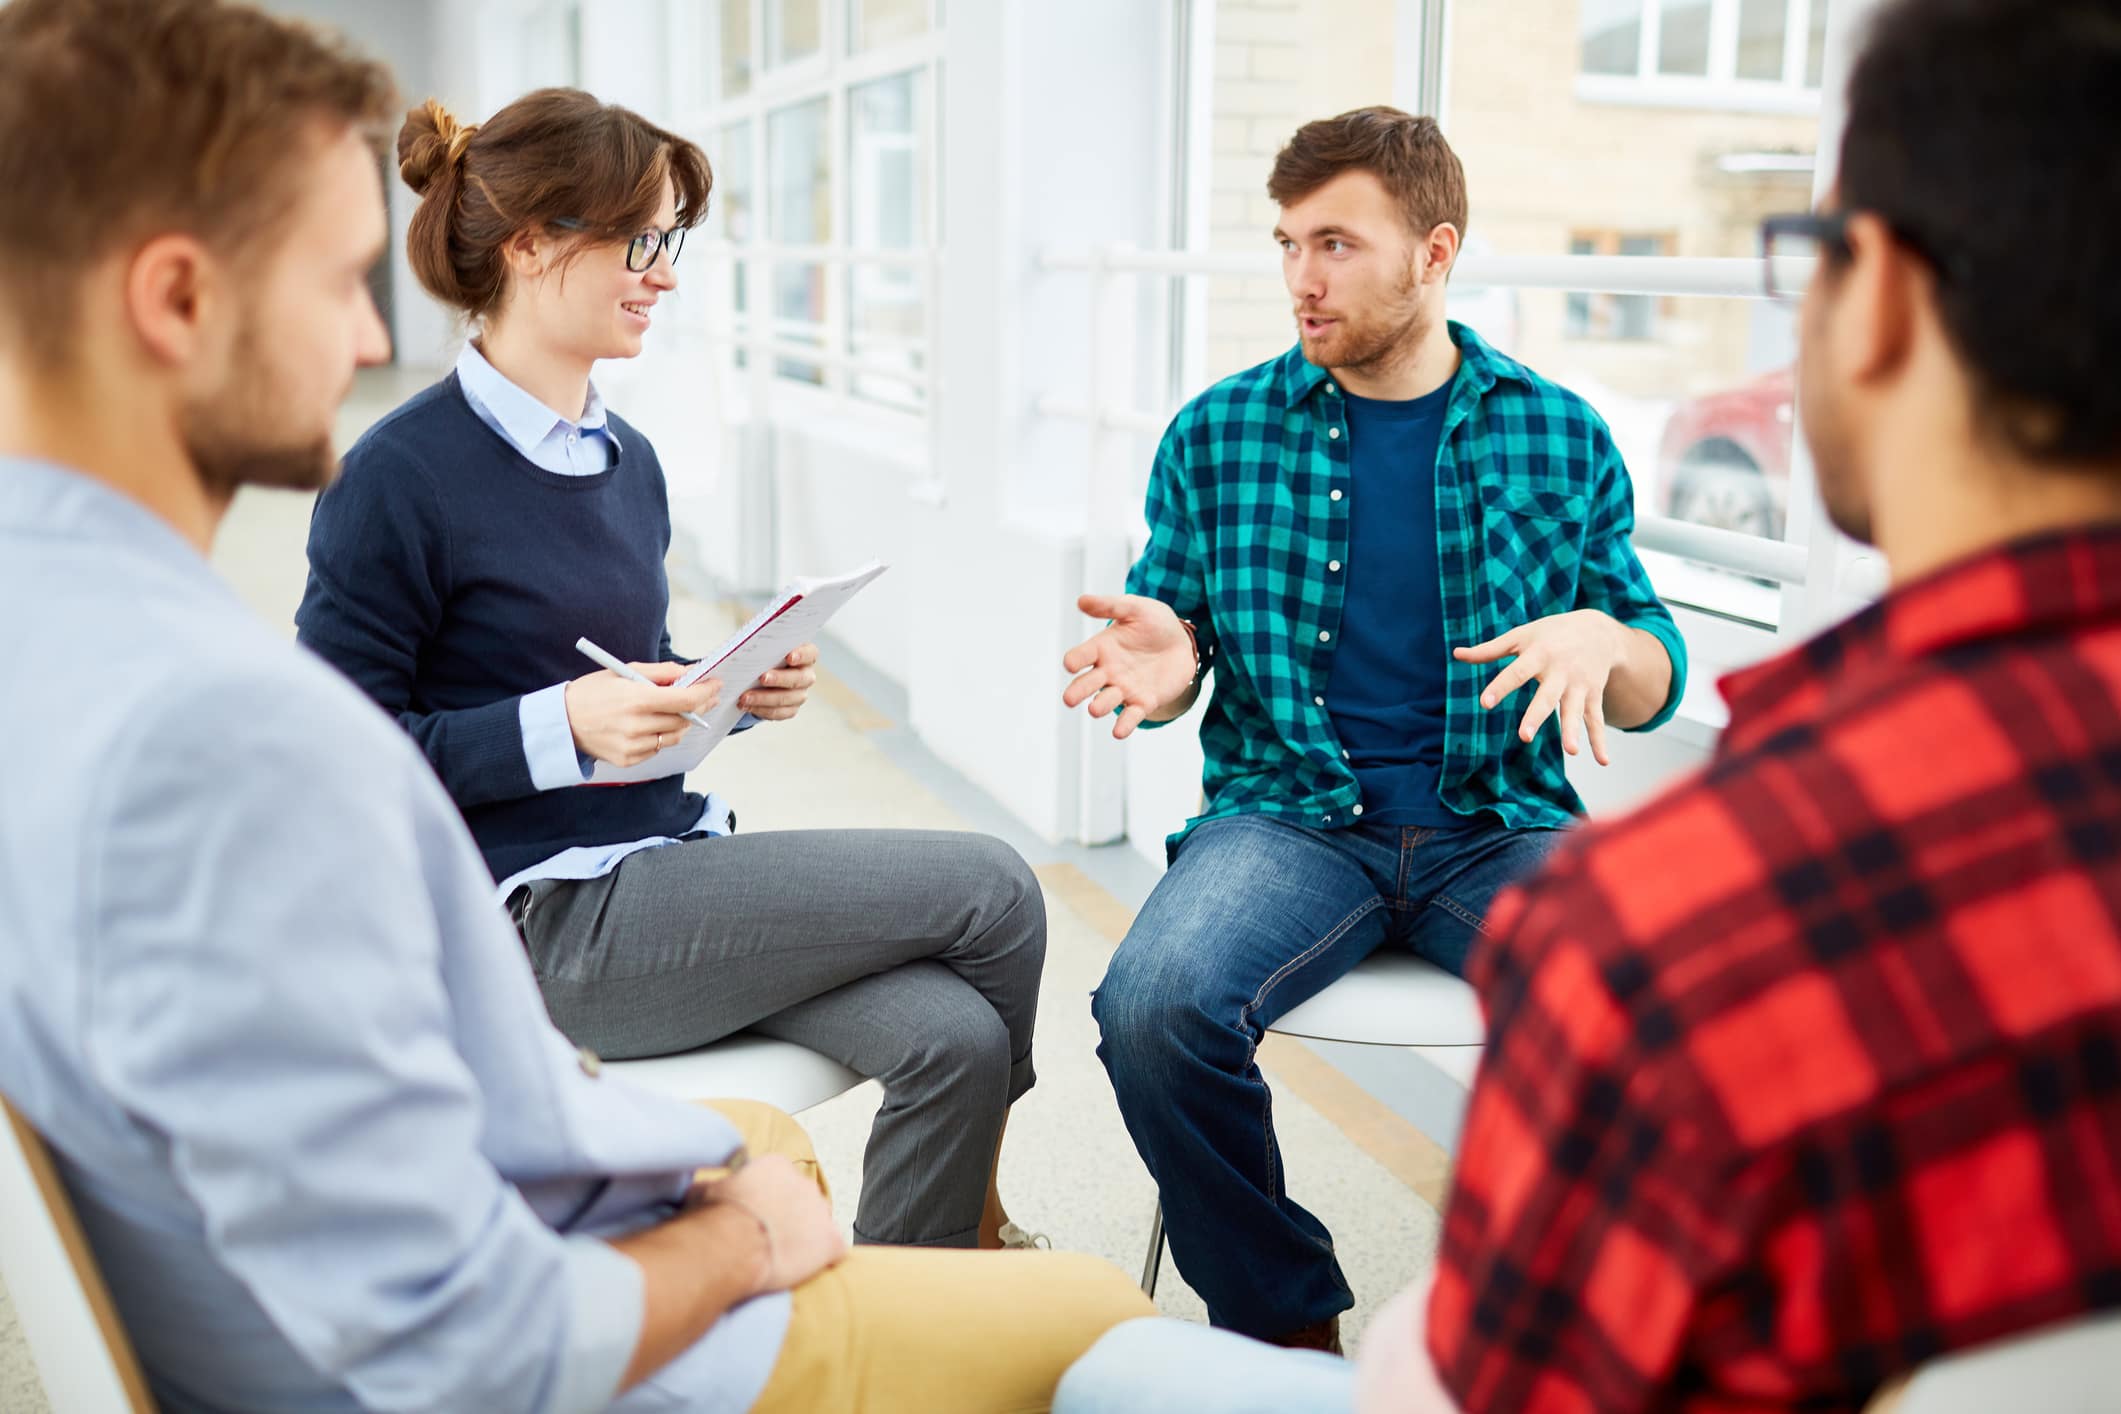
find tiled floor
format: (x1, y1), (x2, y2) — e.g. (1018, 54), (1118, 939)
(1, 370), (1446, 1409)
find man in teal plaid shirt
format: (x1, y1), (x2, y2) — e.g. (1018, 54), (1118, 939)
(1062, 107), (1687, 1350)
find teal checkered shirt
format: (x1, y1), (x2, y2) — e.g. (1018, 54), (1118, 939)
(1128, 321), (1687, 853)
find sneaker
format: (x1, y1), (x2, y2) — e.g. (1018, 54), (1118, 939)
(996, 1220), (1051, 1250)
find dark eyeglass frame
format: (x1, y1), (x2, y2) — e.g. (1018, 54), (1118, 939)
(1759, 211), (1850, 303)
(551, 218), (685, 273)
(1759, 209), (1955, 303)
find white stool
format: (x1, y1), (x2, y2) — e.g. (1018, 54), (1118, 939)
(604, 1031), (866, 1112)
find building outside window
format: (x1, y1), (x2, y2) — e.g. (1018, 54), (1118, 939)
(1581, 0), (1832, 105)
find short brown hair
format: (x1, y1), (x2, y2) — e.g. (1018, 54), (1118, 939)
(399, 89), (714, 322)
(0, 0), (397, 361)
(1267, 106), (1469, 242)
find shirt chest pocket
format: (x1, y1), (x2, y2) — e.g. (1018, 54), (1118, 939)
(1479, 481), (1591, 623)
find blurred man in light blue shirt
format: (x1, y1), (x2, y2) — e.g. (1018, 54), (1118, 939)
(0, 3), (1145, 1411)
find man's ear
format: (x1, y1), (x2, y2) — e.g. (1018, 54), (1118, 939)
(1829, 212), (1920, 390)
(124, 234), (218, 368)
(1423, 222), (1462, 286)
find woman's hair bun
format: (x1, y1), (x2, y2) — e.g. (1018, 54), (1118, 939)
(397, 97), (472, 199)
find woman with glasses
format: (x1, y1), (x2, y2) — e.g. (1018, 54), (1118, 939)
(297, 90), (1049, 1259)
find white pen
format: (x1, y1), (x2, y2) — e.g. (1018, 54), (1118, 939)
(574, 637), (716, 731)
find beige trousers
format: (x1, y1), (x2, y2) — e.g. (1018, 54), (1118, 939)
(704, 1101), (1158, 1414)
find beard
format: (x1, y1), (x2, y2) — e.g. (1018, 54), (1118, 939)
(1296, 256), (1428, 374)
(180, 320), (341, 497)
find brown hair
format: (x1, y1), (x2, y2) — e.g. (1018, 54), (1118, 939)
(1267, 106), (1469, 243)
(399, 89), (713, 322)
(0, 0), (397, 362)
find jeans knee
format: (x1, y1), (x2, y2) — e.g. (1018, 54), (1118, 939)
(1092, 952), (1221, 1084)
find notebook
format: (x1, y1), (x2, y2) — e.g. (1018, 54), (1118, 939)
(586, 560), (890, 785)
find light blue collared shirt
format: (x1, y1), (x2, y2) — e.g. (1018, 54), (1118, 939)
(454, 342), (741, 899)
(457, 338), (622, 476)
(0, 458), (789, 1414)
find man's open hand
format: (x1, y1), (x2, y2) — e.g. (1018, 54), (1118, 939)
(1061, 594), (1197, 739)
(1455, 609), (1632, 765)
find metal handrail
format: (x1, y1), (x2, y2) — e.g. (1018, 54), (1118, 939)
(1634, 515), (1808, 584)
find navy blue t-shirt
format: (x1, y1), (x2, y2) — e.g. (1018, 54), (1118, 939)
(1328, 378), (1460, 826)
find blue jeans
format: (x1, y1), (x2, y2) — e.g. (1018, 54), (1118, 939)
(1091, 813), (1564, 1338)
(1055, 1317), (1355, 1414)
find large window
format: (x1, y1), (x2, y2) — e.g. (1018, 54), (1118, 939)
(1175, 0), (1866, 655)
(665, 0), (940, 416)
(1446, 0), (1832, 630)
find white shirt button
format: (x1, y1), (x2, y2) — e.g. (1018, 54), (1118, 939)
(1326, 383), (1337, 395)
(1330, 489), (1343, 502)
(1353, 804), (1366, 817)
(1328, 560), (1342, 572)
(1313, 695), (1325, 706)
(1342, 749), (1351, 760)
(1322, 815), (1333, 825)
(1328, 427), (1341, 440)
(1319, 631), (1331, 642)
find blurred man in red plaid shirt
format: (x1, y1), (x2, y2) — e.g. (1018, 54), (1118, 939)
(1056, 1), (2121, 1411)
(1422, 0), (2121, 1409)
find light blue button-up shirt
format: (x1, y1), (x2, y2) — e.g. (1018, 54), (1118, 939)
(0, 458), (789, 1414)
(456, 337), (623, 477)
(455, 342), (742, 901)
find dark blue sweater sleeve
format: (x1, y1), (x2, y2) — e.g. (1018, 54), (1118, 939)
(296, 437), (539, 809)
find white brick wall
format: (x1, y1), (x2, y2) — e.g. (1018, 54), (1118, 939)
(1201, 0), (1397, 382)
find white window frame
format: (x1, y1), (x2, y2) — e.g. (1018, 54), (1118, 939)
(660, 0), (942, 438)
(1577, 0), (1828, 115)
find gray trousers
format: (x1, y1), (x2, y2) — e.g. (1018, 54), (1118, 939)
(511, 829), (1046, 1248)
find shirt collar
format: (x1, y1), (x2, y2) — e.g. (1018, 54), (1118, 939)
(1718, 525), (2121, 754)
(1274, 319), (1526, 409)
(455, 340), (614, 456)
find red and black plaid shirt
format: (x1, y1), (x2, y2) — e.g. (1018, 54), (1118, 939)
(1428, 529), (2121, 1413)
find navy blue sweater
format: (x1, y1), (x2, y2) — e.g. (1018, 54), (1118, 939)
(296, 375), (708, 884)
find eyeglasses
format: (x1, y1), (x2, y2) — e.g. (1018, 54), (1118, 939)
(1759, 211), (1850, 303)
(552, 218), (685, 273)
(1760, 209), (1956, 304)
